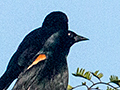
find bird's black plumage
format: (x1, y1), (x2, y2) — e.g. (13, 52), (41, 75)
(0, 11), (68, 90)
(12, 30), (88, 90)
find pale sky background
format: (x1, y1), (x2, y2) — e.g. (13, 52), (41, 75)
(0, 1), (120, 90)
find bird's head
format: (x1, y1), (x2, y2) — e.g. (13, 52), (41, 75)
(66, 30), (89, 47)
(42, 11), (68, 30)
(40, 30), (88, 56)
(60, 30), (89, 55)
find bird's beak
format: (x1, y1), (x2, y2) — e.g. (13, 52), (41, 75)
(75, 35), (89, 42)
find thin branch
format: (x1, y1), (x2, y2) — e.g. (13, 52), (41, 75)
(89, 82), (118, 89)
(72, 84), (89, 90)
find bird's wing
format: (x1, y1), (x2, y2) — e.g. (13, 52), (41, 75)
(27, 54), (47, 69)
(12, 54), (47, 90)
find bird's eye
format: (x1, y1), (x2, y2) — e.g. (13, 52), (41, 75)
(68, 32), (74, 38)
(68, 32), (71, 36)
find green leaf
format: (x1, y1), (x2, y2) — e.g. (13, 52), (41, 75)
(110, 75), (118, 81)
(91, 70), (103, 80)
(82, 82), (86, 85)
(77, 68), (79, 74)
(94, 70), (99, 75)
(110, 75), (120, 86)
(95, 87), (99, 89)
(81, 69), (85, 75)
(84, 72), (91, 80)
(80, 68), (82, 73)
(72, 68), (92, 80)
(107, 86), (117, 90)
(67, 85), (73, 90)
(97, 73), (103, 79)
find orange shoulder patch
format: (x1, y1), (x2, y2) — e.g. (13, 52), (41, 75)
(27, 54), (46, 70)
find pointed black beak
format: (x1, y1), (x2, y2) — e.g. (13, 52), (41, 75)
(75, 35), (89, 42)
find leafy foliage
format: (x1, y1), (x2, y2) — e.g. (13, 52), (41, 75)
(72, 68), (92, 80)
(110, 75), (120, 86)
(68, 68), (120, 90)
(107, 86), (117, 90)
(67, 85), (73, 90)
(91, 70), (103, 80)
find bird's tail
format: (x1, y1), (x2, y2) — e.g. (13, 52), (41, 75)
(0, 70), (15, 90)
(0, 64), (22, 90)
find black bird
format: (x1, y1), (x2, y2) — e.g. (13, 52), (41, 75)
(0, 11), (68, 90)
(12, 30), (88, 90)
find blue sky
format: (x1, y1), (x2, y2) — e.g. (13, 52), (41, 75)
(0, 1), (120, 90)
